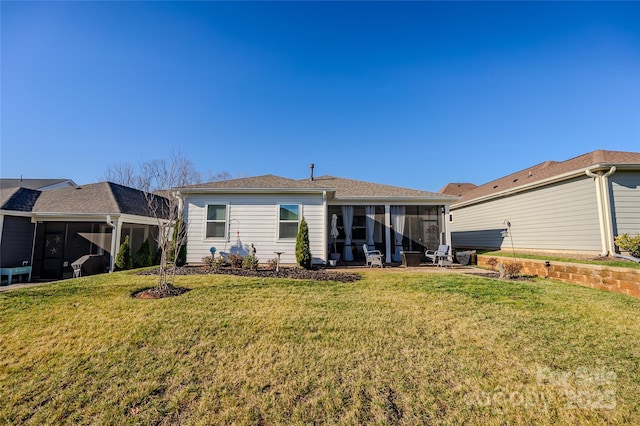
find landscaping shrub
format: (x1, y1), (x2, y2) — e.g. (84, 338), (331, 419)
(134, 238), (152, 268)
(212, 256), (226, 270)
(242, 255), (259, 270)
(615, 233), (640, 258)
(267, 258), (279, 270)
(296, 216), (312, 269)
(115, 235), (132, 270)
(228, 254), (243, 269)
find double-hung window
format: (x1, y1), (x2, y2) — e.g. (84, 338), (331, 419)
(278, 204), (300, 239)
(205, 204), (227, 239)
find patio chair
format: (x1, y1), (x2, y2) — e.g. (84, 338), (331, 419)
(425, 244), (453, 266)
(363, 244), (384, 268)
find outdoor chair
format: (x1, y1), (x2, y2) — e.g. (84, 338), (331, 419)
(363, 244), (384, 268)
(425, 244), (453, 266)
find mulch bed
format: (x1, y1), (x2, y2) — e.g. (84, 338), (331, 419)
(132, 284), (191, 300)
(137, 265), (362, 283)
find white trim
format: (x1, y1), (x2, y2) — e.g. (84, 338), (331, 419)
(203, 203), (229, 241)
(276, 203), (301, 240)
(0, 210), (33, 218)
(329, 196), (458, 206)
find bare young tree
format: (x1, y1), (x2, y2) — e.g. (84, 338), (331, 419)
(103, 154), (231, 292)
(140, 152), (197, 292)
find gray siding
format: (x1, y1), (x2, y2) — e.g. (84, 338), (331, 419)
(184, 193), (326, 265)
(610, 171), (640, 235)
(451, 177), (602, 252)
(0, 216), (35, 267)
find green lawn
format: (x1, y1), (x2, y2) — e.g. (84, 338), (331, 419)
(1, 270), (639, 425)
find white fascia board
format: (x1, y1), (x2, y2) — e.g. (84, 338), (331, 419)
(30, 212), (168, 226)
(119, 214), (170, 226)
(0, 210), (34, 218)
(31, 213), (120, 222)
(451, 168), (596, 209)
(329, 196), (460, 206)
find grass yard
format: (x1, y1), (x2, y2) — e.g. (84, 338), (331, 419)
(1, 270), (639, 425)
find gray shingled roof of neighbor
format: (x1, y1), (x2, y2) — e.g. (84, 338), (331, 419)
(179, 174), (458, 201)
(0, 178), (76, 191)
(32, 182), (169, 218)
(453, 150), (640, 205)
(0, 187), (41, 212)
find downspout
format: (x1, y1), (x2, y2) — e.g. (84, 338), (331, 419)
(106, 215), (117, 272)
(600, 166), (616, 255)
(585, 167), (616, 256)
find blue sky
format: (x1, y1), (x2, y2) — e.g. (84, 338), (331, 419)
(2, 1), (639, 192)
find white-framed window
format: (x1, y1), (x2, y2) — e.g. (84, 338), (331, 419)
(278, 204), (300, 239)
(205, 204), (227, 239)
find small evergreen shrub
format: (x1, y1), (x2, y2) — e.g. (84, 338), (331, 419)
(134, 239), (152, 268)
(115, 235), (132, 270)
(296, 216), (312, 270)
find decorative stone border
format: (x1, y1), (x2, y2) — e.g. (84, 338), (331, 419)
(477, 255), (640, 298)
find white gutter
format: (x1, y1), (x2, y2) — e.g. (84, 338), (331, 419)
(585, 166), (616, 256)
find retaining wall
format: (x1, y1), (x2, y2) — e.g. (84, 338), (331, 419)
(477, 255), (640, 298)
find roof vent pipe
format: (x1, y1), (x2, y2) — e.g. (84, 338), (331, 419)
(309, 163), (315, 181)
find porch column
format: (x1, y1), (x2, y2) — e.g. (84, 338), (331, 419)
(108, 216), (122, 272)
(385, 205), (392, 264)
(443, 205), (452, 250)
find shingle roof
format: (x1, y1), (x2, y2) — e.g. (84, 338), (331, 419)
(182, 174), (315, 190)
(438, 182), (478, 197)
(33, 182), (168, 217)
(0, 187), (41, 212)
(454, 150), (640, 205)
(302, 175), (444, 198)
(179, 174), (452, 200)
(0, 178), (75, 191)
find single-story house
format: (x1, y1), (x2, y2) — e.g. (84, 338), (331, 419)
(443, 150), (640, 257)
(176, 172), (459, 266)
(1, 180), (168, 281)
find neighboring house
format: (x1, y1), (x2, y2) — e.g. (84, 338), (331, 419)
(1, 178), (77, 191)
(177, 173), (459, 265)
(444, 150), (640, 256)
(1, 180), (167, 281)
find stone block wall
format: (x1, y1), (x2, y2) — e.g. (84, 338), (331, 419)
(477, 255), (640, 298)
